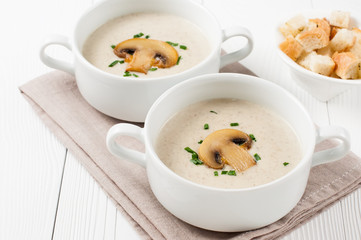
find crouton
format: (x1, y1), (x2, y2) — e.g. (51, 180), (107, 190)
(296, 28), (329, 52)
(298, 51), (335, 76)
(352, 28), (361, 39)
(330, 26), (340, 40)
(329, 10), (350, 28)
(317, 45), (334, 57)
(332, 52), (361, 79)
(279, 14), (307, 37)
(350, 28), (361, 58)
(308, 18), (331, 37)
(279, 36), (304, 61)
(329, 28), (355, 51)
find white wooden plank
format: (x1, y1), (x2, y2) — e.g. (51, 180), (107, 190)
(0, 93), (66, 240)
(0, 0), (95, 239)
(104, 199), (117, 240)
(284, 201), (345, 240)
(0, 1), (71, 239)
(342, 188), (361, 240)
(53, 152), (112, 240)
(115, 210), (142, 240)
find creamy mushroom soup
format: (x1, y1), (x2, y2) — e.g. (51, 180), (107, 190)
(82, 12), (211, 78)
(155, 98), (303, 189)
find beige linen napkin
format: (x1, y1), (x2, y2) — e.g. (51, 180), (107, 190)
(19, 66), (361, 240)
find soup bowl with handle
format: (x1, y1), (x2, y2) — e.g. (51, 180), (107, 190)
(39, 0), (253, 122)
(106, 73), (350, 232)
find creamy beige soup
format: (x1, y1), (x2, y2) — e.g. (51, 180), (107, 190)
(155, 98), (303, 189)
(83, 12), (210, 78)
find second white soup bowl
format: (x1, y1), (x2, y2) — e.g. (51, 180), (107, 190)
(106, 73), (350, 232)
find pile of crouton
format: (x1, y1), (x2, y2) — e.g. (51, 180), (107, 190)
(279, 10), (361, 80)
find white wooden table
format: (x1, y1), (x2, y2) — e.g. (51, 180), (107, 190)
(1, 0), (360, 239)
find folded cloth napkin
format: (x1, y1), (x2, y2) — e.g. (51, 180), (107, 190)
(19, 65), (361, 240)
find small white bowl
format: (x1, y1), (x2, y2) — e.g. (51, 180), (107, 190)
(276, 10), (361, 102)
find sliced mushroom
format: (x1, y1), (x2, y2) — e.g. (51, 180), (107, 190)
(198, 129), (255, 172)
(113, 38), (178, 74)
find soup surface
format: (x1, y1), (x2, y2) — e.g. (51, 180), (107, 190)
(83, 12), (211, 78)
(155, 98), (303, 189)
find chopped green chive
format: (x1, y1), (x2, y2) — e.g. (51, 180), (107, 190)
(123, 71), (132, 77)
(228, 170), (237, 176)
(214, 171), (219, 176)
(204, 123), (209, 130)
(283, 162), (290, 166)
(132, 73), (139, 77)
(176, 56), (182, 65)
(166, 41), (178, 46)
(180, 45), (187, 50)
(184, 147), (203, 165)
(145, 35), (150, 39)
(133, 32), (144, 38)
(149, 67), (158, 71)
(249, 134), (257, 142)
(221, 170), (228, 175)
(190, 158), (203, 165)
(185, 147), (196, 154)
(108, 60), (124, 67)
(198, 140), (203, 144)
(254, 153), (261, 162)
(210, 110), (218, 114)
(111, 45), (116, 49)
(230, 122), (239, 127)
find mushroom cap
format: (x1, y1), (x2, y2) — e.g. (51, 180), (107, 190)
(113, 38), (179, 74)
(198, 129), (255, 172)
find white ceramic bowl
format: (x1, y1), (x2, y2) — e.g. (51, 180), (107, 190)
(276, 10), (361, 102)
(106, 73), (350, 232)
(39, 0), (253, 122)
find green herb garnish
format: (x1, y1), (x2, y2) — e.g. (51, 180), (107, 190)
(249, 134), (257, 142)
(198, 140), (203, 144)
(132, 73), (139, 77)
(180, 45), (187, 50)
(176, 56), (182, 65)
(185, 147), (197, 154)
(133, 32), (144, 38)
(283, 162), (289, 166)
(221, 170), (228, 175)
(123, 71), (132, 77)
(228, 170), (236, 176)
(254, 153), (261, 162)
(149, 67), (158, 71)
(108, 60), (124, 67)
(185, 147), (203, 165)
(166, 41), (179, 46)
(190, 158), (203, 165)
(214, 171), (219, 176)
(204, 123), (209, 130)
(210, 110), (218, 114)
(111, 45), (116, 49)
(230, 122), (239, 127)
(145, 35), (150, 39)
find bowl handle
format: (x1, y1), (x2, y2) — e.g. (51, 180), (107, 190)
(39, 34), (75, 75)
(220, 26), (253, 69)
(312, 126), (351, 167)
(106, 123), (146, 167)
